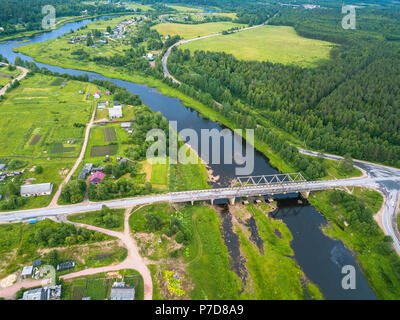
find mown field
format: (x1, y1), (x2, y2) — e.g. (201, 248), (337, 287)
(152, 21), (244, 39)
(181, 25), (334, 67)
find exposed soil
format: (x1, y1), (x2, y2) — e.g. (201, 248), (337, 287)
(215, 204), (247, 289)
(245, 216), (264, 254)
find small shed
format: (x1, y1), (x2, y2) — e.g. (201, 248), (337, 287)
(56, 261), (76, 272)
(21, 266), (33, 279)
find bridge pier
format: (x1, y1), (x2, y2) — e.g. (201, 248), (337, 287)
(229, 198), (235, 205)
(301, 191), (310, 199)
(191, 200), (194, 206)
(210, 199), (214, 205)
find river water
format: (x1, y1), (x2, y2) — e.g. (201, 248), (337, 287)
(0, 17), (376, 299)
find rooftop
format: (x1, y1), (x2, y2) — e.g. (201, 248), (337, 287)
(20, 183), (53, 195)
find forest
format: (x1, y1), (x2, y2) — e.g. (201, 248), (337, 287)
(166, 3), (400, 168)
(0, 0), (132, 37)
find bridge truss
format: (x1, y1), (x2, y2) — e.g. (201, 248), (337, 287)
(232, 173), (306, 187)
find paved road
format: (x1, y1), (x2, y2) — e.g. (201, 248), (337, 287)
(0, 63), (28, 96)
(1, 175), (399, 217)
(298, 148), (400, 253)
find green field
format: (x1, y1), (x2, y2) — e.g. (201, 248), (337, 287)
(62, 269), (144, 300)
(166, 5), (205, 12)
(152, 21), (244, 39)
(181, 25), (334, 67)
(0, 74), (103, 210)
(85, 123), (128, 161)
(103, 127), (117, 142)
(0, 74), (95, 157)
(146, 157), (169, 186)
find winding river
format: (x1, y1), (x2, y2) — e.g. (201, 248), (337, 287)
(0, 17), (376, 299)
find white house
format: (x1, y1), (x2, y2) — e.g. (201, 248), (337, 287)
(108, 106), (123, 119)
(20, 183), (53, 197)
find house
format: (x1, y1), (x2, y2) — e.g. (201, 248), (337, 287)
(78, 163), (93, 179)
(94, 91), (101, 99)
(109, 282), (135, 300)
(22, 285), (62, 300)
(57, 261), (75, 272)
(21, 266), (33, 279)
(108, 106), (123, 119)
(90, 171), (106, 185)
(22, 288), (46, 300)
(20, 183), (53, 197)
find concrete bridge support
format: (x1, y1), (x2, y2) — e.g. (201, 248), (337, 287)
(301, 191), (310, 199)
(229, 198), (235, 205)
(210, 199), (214, 205)
(191, 200), (194, 206)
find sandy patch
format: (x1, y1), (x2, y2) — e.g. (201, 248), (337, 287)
(0, 274), (17, 288)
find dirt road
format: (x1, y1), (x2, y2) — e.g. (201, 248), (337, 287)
(49, 107), (96, 208)
(61, 207), (153, 300)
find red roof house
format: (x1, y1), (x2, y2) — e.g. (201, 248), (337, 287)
(90, 171), (106, 185)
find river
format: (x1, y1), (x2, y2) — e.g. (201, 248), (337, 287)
(0, 16), (376, 299)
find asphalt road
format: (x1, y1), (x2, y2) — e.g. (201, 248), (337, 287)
(299, 148), (400, 253)
(0, 63), (28, 96)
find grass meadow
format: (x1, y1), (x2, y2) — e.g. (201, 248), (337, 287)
(181, 25), (334, 67)
(152, 21), (244, 39)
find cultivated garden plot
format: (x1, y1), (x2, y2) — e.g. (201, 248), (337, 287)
(0, 74), (95, 157)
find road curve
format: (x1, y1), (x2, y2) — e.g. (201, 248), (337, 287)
(61, 207), (153, 300)
(0, 63), (29, 96)
(162, 18), (274, 84)
(298, 148), (400, 253)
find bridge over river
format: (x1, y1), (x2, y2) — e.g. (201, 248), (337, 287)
(0, 173), (397, 222)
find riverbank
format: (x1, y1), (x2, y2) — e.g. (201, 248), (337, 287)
(0, 13), (132, 43)
(309, 188), (400, 299)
